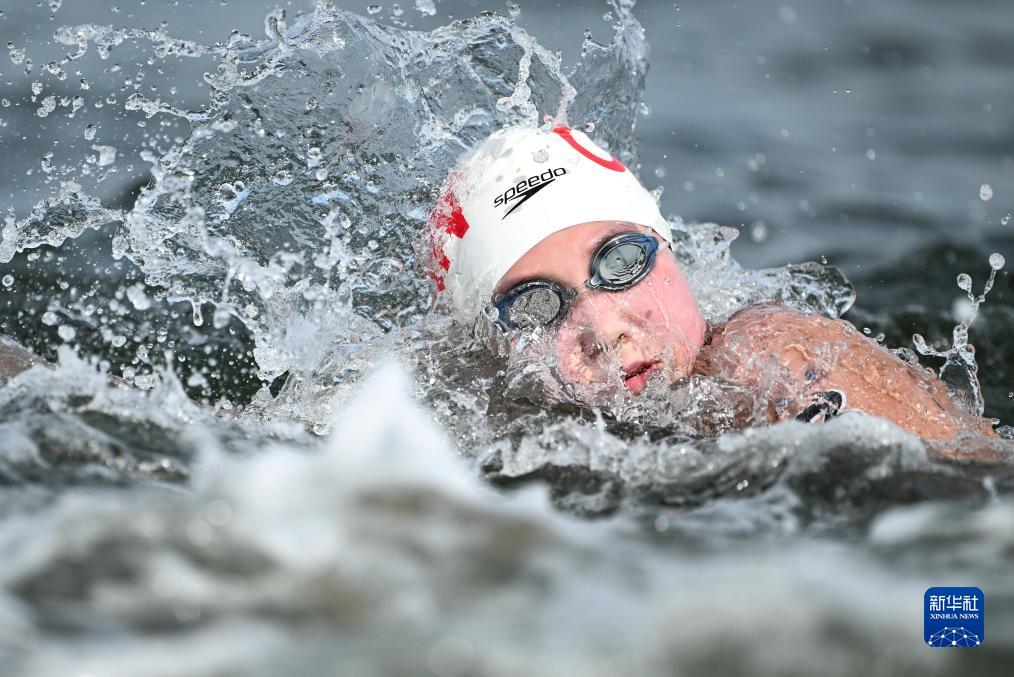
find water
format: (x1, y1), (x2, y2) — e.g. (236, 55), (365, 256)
(1, 0), (1014, 674)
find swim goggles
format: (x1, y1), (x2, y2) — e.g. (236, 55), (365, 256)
(486, 230), (661, 331)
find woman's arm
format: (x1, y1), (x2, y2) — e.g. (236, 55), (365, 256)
(694, 304), (996, 441)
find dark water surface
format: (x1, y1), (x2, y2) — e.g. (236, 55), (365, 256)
(0, 1), (1012, 675)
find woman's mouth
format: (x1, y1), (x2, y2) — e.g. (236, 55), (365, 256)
(622, 360), (661, 395)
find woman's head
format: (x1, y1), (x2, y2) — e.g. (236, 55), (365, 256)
(426, 126), (705, 400)
(493, 219), (705, 396)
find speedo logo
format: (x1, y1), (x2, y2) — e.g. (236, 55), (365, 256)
(493, 167), (567, 219)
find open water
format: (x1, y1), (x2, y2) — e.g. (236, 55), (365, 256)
(0, 1), (1012, 674)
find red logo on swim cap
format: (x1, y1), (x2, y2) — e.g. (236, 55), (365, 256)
(553, 126), (626, 172)
(425, 173), (471, 292)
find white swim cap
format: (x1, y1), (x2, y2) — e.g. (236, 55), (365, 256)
(426, 125), (672, 321)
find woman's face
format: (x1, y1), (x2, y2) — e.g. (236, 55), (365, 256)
(492, 220), (706, 399)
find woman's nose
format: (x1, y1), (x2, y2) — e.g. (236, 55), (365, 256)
(569, 293), (636, 356)
(576, 327), (628, 361)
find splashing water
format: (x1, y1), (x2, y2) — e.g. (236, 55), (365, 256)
(912, 252), (1006, 416)
(1, 1), (1014, 675)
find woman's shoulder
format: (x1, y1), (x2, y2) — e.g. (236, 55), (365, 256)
(722, 302), (853, 331)
(699, 302), (881, 389)
(704, 303), (862, 358)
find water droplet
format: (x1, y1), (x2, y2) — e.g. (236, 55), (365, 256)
(989, 252), (1005, 270)
(654, 165), (666, 178)
(865, 148), (876, 160)
(414, 0), (436, 16)
(83, 123), (97, 140)
(36, 95), (56, 118)
(41, 311), (58, 325)
(126, 283), (151, 310)
(57, 325), (76, 341)
(952, 296), (975, 324)
(979, 183), (994, 201)
(367, 4), (382, 14)
(79, 78), (90, 90)
(8, 46), (26, 65)
(272, 168), (294, 186)
(892, 347), (919, 365)
(43, 61), (65, 80)
(956, 273), (972, 292)
(91, 144), (117, 166)
(213, 308), (231, 329)
(110, 334), (127, 348)
(1, 274), (13, 287)
(31, 81), (43, 96)
(749, 221), (768, 242)
(306, 146), (323, 168)
(583, 122), (595, 133)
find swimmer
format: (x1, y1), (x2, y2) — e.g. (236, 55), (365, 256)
(425, 125), (996, 442)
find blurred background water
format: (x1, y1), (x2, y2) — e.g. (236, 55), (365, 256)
(1, 1), (1013, 675)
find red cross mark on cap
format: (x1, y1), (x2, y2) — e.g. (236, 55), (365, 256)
(425, 173), (471, 291)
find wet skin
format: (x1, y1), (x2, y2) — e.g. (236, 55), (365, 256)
(696, 304), (996, 441)
(494, 220), (707, 395)
(493, 221), (997, 441)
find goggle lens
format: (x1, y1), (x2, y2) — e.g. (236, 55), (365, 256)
(595, 240), (650, 287)
(507, 285), (564, 328)
(489, 230), (662, 331)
